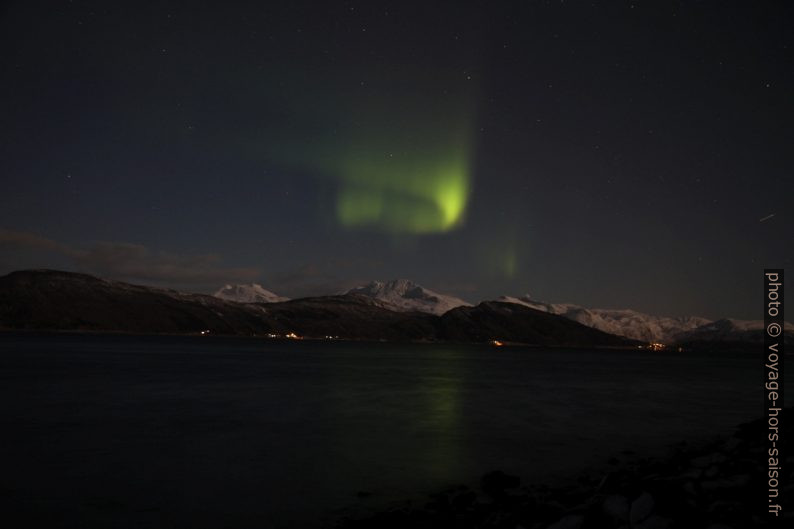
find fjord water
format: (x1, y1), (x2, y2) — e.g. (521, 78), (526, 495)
(0, 334), (771, 528)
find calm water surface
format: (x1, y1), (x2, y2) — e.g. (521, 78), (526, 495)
(0, 333), (776, 528)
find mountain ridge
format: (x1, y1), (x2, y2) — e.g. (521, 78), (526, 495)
(2, 269), (788, 348)
(495, 294), (793, 344)
(496, 295), (710, 342)
(214, 283), (289, 304)
(0, 269), (633, 348)
(345, 279), (471, 315)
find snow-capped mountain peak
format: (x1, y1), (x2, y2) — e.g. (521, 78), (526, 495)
(674, 318), (794, 342)
(213, 283), (289, 304)
(497, 294), (794, 345)
(346, 279), (471, 315)
(495, 295), (710, 342)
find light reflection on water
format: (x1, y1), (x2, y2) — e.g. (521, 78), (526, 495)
(422, 348), (465, 482)
(0, 334), (780, 529)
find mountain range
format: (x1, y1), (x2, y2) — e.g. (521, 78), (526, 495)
(1, 269), (790, 348)
(215, 279), (469, 315)
(494, 295), (792, 344)
(215, 279), (792, 345)
(344, 279), (471, 315)
(495, 295), (711, 343)
(0, 270), (632, 348)
(214, 283), (289, 303)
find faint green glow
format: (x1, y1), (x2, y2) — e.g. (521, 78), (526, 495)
(423, 348), (466, 480)
(336, 152), (471, 233)
(478, 233), (520, 279)
(244, 64), (478, 234)
(503, 247), (517, 278)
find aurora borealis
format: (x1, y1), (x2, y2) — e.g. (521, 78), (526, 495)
(335, 136), (472, 234)
(1, 1), (793, 319)
(256, 36), (480, 235)
(268, 82), (477, 234)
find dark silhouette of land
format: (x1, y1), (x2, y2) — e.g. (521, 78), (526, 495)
(0, 270), (636, 348)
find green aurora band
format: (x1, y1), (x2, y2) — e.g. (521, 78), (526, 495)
(336, 140), (472, 234)
(331, 96), (476, 233)
(254, 111), (474, 234)
(249, 62), (479, 235)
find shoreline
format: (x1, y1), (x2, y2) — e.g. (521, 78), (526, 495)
(332, 409), (793, 529)
(0, 329), (774, 355)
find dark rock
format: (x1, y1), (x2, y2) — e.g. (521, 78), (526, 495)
(634, 515), (672, 529)
(682, 481), (697, 496)
(690, 453), (726, 469)
(451, 490), (478, 510)
(481, 471), (521, 498)
(545, 514), (583, 529)
(700, 475), (749, 492)
(335, 409), (794, 529)
(680, 469), (702, 480)
(602, 494), (629, 522)
(722, 437), (742, 453)
(629, 492), (654, 525)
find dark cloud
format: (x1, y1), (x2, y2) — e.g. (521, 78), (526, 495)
(0, 228), (73, 255)
(0, 228), (260, 288)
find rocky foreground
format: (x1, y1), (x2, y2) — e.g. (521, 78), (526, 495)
(334, 409), (792, 529)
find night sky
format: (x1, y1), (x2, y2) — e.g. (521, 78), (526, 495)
(1, 1), (792, 319)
